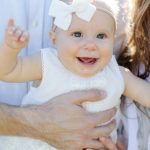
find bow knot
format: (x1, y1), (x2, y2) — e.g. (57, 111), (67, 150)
(49, 0), (96, 30)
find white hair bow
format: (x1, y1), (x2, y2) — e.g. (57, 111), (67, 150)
(49, 0), (96, 30)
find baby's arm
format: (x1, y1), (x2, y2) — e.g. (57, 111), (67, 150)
(120, 66), (150, 107)
(0, 19), (42, 82)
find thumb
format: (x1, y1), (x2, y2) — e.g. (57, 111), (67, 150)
(71, 89), (106, 105)
(46, 89), (106, 107)
(7, 19), (14, 27)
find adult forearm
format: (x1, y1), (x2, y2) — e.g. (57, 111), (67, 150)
(0, 90), (116, 149)
(0, 103), (43, 140)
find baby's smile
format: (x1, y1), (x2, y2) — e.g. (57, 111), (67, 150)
(76, 57), (99, 65)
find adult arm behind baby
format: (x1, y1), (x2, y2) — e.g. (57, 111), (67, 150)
(0, 89), (116, 150)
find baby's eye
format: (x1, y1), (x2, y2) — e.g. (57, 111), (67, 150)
(72, 32), (83, 37)
(97, 33), (107, 39)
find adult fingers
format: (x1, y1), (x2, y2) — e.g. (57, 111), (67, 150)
(68, 89), (106, 105)
(89, 108), (116, 125)
(100, 137), (118, 150)
(92, 120), (116, 138)
(85, 140), (105, 150)
(116, 140), (126, 150)
(49, 89), (106, 106)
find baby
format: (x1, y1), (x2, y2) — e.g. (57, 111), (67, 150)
(0, 0), (150, 149)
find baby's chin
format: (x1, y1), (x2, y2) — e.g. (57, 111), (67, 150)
(71, 58), (102, 78)
(72, 68), (101, 78)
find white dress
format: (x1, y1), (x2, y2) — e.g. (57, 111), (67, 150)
(21, 47), (124, 150)
(22, 48), (124, 109)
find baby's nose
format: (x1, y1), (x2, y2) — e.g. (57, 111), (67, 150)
(83, 41), (97, 51)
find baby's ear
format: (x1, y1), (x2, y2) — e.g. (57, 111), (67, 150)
(49, 31), (56, 47)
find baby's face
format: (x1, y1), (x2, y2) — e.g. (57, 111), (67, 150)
(51, 9), (115, 77)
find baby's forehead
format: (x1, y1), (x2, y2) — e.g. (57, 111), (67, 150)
(68, 11), (115, 34)
(93, 0), (118, 28)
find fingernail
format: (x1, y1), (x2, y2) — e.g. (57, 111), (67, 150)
(20, 37), (25, 42)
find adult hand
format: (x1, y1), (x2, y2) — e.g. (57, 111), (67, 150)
(99, 137), (126, 150)
(0, 89), (116, 150)
(30, 89), (116, 149)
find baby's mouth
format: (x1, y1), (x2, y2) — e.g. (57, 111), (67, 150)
(77, 57), (98, 65)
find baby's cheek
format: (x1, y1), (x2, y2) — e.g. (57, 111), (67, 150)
(58, 48), (72, 65)
(102, 48), (112, 58)
(101, 49), (112, 66)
